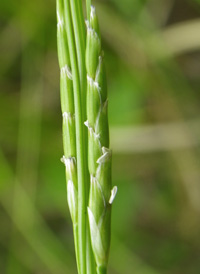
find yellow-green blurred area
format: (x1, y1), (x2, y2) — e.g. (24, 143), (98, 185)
(1, 0), (200, 273)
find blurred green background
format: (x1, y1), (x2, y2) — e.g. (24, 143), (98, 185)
(1, 0), (200, 273)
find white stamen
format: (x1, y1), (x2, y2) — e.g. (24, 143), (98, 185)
(84, 120), (100, 139)
(87, 74), (93, 85)
(84, 120), (90, 129)
(62, 112), (74, 121)
(90, 174), (96, 185)
(87, 75), (101, 91)
(97, 147), (111, 164)
(109, 186), (118, 204)
(87, 26), (100, 42)
(61, 155), (70, 169)
(61, 156), (76, 176)
(57, 11), (64, 29)
(90, 6), (95, 19)
(61, 65), (72, 80)
(94, 81), (100, 89)
(85, 20), (89, 29)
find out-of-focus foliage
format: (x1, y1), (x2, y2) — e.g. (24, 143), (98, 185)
(1, 0), (200, 273)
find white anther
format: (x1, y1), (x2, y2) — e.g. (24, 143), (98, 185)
(62, 112), (74, 121)
(87, 26), (100, 41)
(57, 11), (64, 29)
(61, 156), (76, 175)
(61, 155), (70, 169)
(85, 20), (89, 29)
(84, 120), (90, 129)
(90, 174), (97, 184)
(87, 75), (101, 91)
(94, 132), (100, 139)
(63, 112), (68, 119)
(87, 75), (93, 85)
(109, 186), (117, 204)
(84, 120), (94, 133)
(61, 65), (72, 80)
(94, 81), (100, 89)
(97, 147), (111, 164)
(84, 120), (100, 139)
(90, 6), (95, 19)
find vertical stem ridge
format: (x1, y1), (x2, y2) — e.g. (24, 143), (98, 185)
(69, 0), (85, 90)
(68, 1), (96, 273)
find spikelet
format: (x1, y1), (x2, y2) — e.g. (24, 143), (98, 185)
(56, 0), (78, 225)
(85, 6), (117, 274)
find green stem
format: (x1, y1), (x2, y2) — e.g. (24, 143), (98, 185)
(69, 1), (96, 274)
(69, 0), (87, 178)
(76, 0), (86, 51)
(63, 1), (86, 274)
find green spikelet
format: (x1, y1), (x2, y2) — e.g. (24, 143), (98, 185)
(56, 0), (79, 269)
(85, 6), (117, 274)
(57, 0), (77, 223)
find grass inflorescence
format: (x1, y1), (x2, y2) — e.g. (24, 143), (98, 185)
(56, 1), (117, 274)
